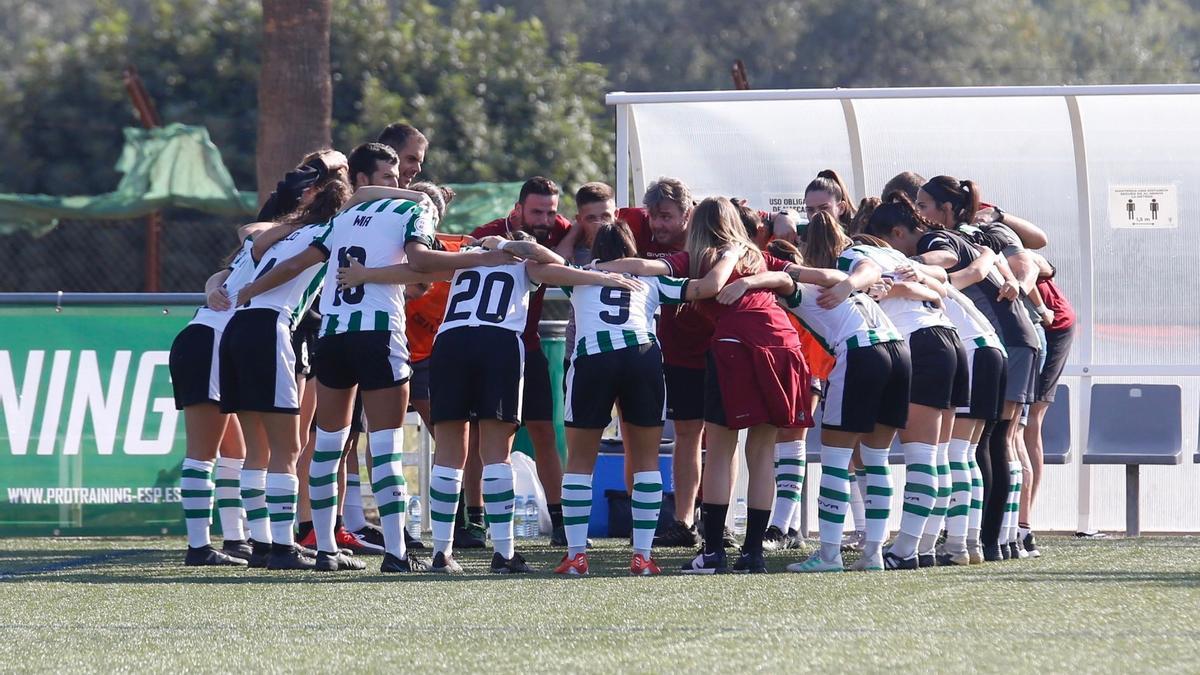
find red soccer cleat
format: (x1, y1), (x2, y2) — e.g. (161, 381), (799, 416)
(630, 553), (662, 576)
(335, 526), (373, 554)
(297, 528), (318, 549)
(553, 552), (589, 576)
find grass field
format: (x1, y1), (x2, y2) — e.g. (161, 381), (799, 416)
(1, 535), (1198, 673)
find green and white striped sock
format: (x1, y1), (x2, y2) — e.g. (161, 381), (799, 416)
(1006, 461), (1023, 544)
(946, 439), (972, 552)
(429, 464), (463, 557)
(893, 442), (937, 559)
(214, 457), (244, 542)
(860, 446), (892, 547)
(265, 472), (298, 547)
(343, 472), (367, 532)
(240, 468), (270, 544)
(310, 426), (349, 553)
(967, 444), (984, 546)
(370, 428), (408, 559)
(181, 458), (214, 548)
(631, 471), (663, 558)
(850, 469), (866, 535)
(920, 442), (951, 555)
(817, 446), (853, 560)
(483, 463), (516, 559)
(769, 441), (805, 530)
(561, 472), (592, 556)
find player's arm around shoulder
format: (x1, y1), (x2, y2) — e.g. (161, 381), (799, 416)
(525, 261), (644, 292)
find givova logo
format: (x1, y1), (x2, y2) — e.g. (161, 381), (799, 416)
(0, 349), (178, 456)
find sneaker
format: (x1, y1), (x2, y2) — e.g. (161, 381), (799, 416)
(935, 550), (971, 566)
(917, 553), (937, 568)
(490, 551), (534, 574)
(1011, 542), (1028, 559)
(554, 553), (589, 576)
(221, 539), (253, 561)
(681, 550), (727, 575)
(722, 527), (738, 550)
(653, 520), (701, 548)
(353, 525), (387, 552)
(247, 541), (272, 568)
(184, 545), (248, 567)
(315, 550), (366, 572)
(1000, 543), (1011, 560)
(786, 528), (807, 549)
(1023, 532), (1041, 558)
(335, 527), (374, 555)
(430, 551), (463, 574)
(840, 530), (865, 553)
(983, 545), (1003, 562)
(404, 526), (427, 551)
(266, 545), (316, 571)
(732, 550), (768, 574)
(848, 553), (883, 572)
(968, 545), (984, 565)
(761, 525), (788, 552)
(882, 551), (918, 570)
(550, 525), (593, 549)
(381, 552), (428, 573)
(297, 528), (317, 549)
(786, 552), (843, 573)
(454, 525), (487, 550)
(629, 554), (662, 576)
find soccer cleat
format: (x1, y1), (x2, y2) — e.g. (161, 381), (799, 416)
(983, 545), (1003, 562)
(848, 554), (883, 572)
(1000, 543), (1011, 560)
(381, 552), (428, 573)
(404, 526), (427, 551)
(490, 551), (534, 574)
(247, 541), (272, 568)
(722, 527), (738, 550)
(294, 543), (318, 558)
(335, 526), (379, 555)
(554, 553), (589, 576)
(454, 525), (487, 550)
(917, 553), (937, 568)
(935, 550), (971, 566)
(968, 545), (984, 565)
(882, 551), (918, 571)
(315, 550), (366, 572)
(681, 550), (727, 575)
(732, 550), (768, 574)
(653, 520), (702, 548)
(761, 525), (788, 552)
(184, 545), (248, 567)
(787, 552), (843, 573)
(840, 530), (865, 553)
(550, 525), (594, 548)
(266, 545), (317, 571)
(430, 551), (463, 574)
(629, 554), (662, 576)
(352, 525), (386, 552)
(1011, 542), (1028, 559)
(1023, 532), (1042, 558)
(296, 528), (318, 549)
(786, 528), (807, 550)
(221, 539), (253, 561)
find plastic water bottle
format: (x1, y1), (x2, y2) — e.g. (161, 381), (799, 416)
(407, 496), (422, 538)
(514, 495), (528, 539)
(524, 496), (539, 538)
(733, 497), (748, 538)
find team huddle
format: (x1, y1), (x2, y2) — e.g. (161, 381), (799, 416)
(169, 122), (1075, 576)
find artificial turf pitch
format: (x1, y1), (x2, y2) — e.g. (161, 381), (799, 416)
(1, 536), (1197, 672)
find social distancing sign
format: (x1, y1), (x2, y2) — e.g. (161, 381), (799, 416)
(1109, 185), (1178, 229)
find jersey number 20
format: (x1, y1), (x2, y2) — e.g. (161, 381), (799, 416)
(446, 270), (516, 324)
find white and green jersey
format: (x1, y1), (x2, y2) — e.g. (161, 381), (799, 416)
(782, 284), (902, 354)
(313, 197), (435, 337)
(437, 256), (539, 336)
(243, 223), (328, 329)
(836, 245), (953, 337)
(191, 238), (257, 331)
(564, 274), (689, 358)
(943, 286), (1005, 353)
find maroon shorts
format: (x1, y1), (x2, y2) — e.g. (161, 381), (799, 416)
(704, 340), (811, 430)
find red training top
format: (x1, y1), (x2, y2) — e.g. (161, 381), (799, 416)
(1036, 272), (1075, 332)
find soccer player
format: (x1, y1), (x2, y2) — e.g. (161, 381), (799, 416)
(803, 169), (857, 232)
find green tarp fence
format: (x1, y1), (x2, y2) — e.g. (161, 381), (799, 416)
(0, 123), (521, 235)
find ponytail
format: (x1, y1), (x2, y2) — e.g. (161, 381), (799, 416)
(805, 168), (856, 229)
(921, 175), (980, 225)
(848, 196), (880, 235)
(278, 175), (352, 227)
(866, 191), (937, 240)
(802, 210), (852, 269)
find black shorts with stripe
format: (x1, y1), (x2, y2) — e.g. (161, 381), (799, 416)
(959, 345), (1007, 421)
(430, 326), (524, 425)
(821, 341), (911, 433)
(313, 330), (411, 392)
(907, 326), (970, 411)
(565, 342), (665, 429)
(218, 308), (299, 414)
(169, 323), (221, 410)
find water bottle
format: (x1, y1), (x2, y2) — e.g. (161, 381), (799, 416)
(525, 496), (539, 538)
(733, 497), (748, 538)
(407, 496), (422, 538)
(514, 495), (528, 539)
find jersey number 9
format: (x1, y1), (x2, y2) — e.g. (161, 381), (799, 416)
(599, 287), (631, 325)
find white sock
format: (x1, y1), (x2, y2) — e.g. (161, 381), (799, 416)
(892, 442), (937, 559)
(860, 446), (892, 548)
(265, 472), (299, 547)
(816, 446), (853, 562)
(240, 468), (270, 544)
(561, 473), (593, 556)
(429, 464), (463, 557)
(369, 428), (408, 559)
(769, 441), (805, 530)
(967, 444), (983, 546)
(945, 439), (971, 554)
(631, 471), (663, 558)
(214, 457), (244, 542)
(343, 472), (367, 532)
(181, 458), (214, 548)
(483, 463), (516, 559)
(1006, 461), (1023, 544)
(849, 469), (867, 535)
(310, 426), (349, 553)
(920, 442), (951, 555)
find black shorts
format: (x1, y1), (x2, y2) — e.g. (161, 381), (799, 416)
(409, 358), (431, 403)
(522, 343), (553, 422)
(430, 326), (524, 425)
(959, 345), (1007, 421)
(314, 330), (411, 392)
(822, 341), (911, 433)
(169, 323), (221, 409)
(291, 321), (319, 380)
(219, 309), (299, 414)
(703, 352), (727, 427)
(1004, 345), (1039, 404)
(907, 326), (969, 411)
(664, 363), (706, 421)
(1037, 326), (1074, 402)
(565, 343), (665, 429)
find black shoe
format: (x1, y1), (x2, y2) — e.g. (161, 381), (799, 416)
(247, 541), (272, 568)
(294, 543), (318, 558)
(404, 527), (426, 551)
(917, 553), (937, 568)
(883, 551), (918, 570)
(680, 550), (728, 574)
(221, 539), (253, 561)
(1008, 542), (1023, 560)
(732, 549), (768, 573)
(381, 552), (428, 573)
(431, 551), (463, 574)
(722, 527), (738, 550)
(454, 525), (487, 549)
(266, 545), (316, 570)
(761, 525), (788, 552)
(315, 550), (366, 572)
(490, 551), (534, 574)
(185, 545), (248, 567)
(983, 545), (1003, 562)
(1000, 543), (1011, 560)
(1023, 532), (1041, 558)
(785, 528), (807, 549)
(550, 525), (593, 549)
(653, 520), (701, 548)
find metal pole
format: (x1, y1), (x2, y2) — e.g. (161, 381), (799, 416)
(615, 104), (630, 207)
